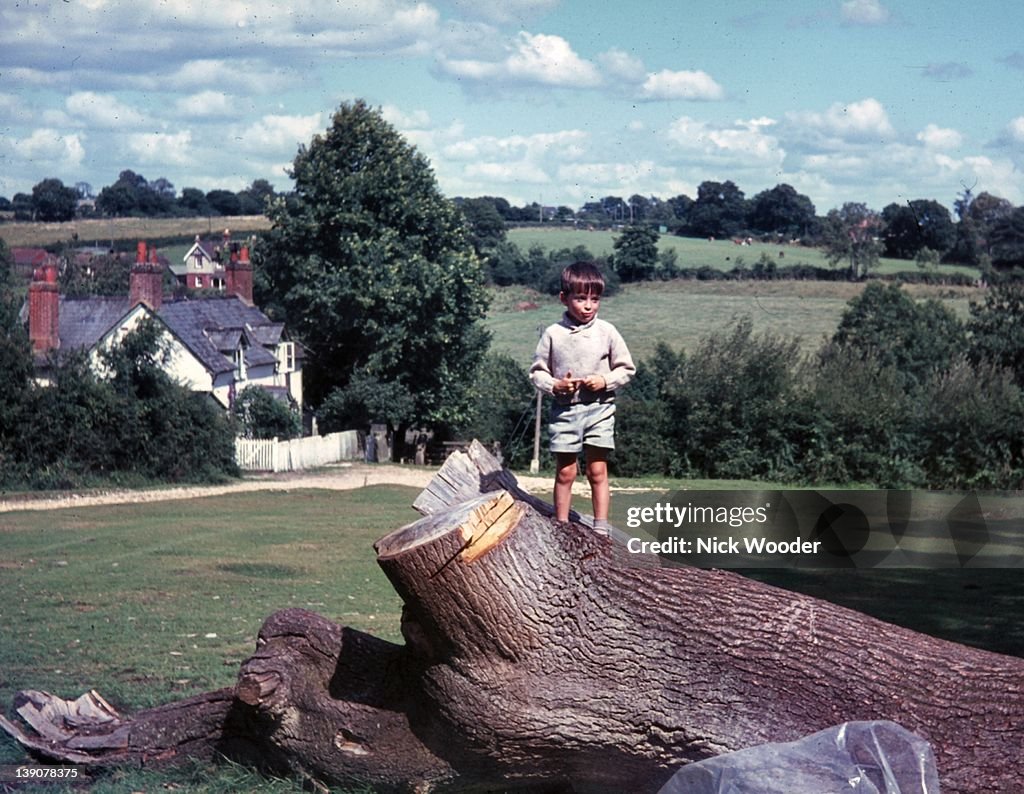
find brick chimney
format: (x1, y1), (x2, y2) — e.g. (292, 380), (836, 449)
(28, 259), (60, 354)
(226, 245), (254, 304)
(129, 241), (163, 310)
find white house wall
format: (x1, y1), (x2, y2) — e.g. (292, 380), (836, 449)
(90, 306), (215, 394)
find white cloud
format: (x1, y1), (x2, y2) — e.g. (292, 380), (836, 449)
(416, 128), (592, 202)
(291, 3), (440, 55)
(235, 113), (325, 155)
(917, 124), (963, 150)
(13, 129), (86, 170)
(126, 131), (193, 166)
(556, 160), (682, 203)
(438, 31), (602, 88)
(1005, 116), (1024, 144)
(450, 0), (559, 25)
(381, 105), (432, 130)
(442, 130), (588, 162)
(640, 69), (725, 101)
(787, 98), (895, 143)
(174, 91), (236, 119)
(961, 155), (1023, 204)
(666, 116), (784, 168)
(840, 0), (891, 26)
(465, 161), (551, 183)
(66, 92), (149, 128)
(507, 32), (602, 86)
(165, 59), (293, 94)
(598, 48), (647, 83)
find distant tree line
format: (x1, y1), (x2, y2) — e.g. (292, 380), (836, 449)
(1, 171), (278, 223)
(7, 169), (1024, 274)
(471, 281), (1024, 489)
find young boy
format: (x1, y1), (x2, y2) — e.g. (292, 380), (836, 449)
(529, 262), (635, 533)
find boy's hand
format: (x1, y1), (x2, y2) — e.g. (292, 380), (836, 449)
(580, 374), (606, 391)
(553, 372), (581, 397)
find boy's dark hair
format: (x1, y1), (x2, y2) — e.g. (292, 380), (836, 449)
(560, 261), (605, 297)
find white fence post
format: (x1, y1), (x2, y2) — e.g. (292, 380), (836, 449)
(235, 430), (363, 473)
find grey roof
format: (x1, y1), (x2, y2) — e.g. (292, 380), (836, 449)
(45, 294), (285, 378)
(159, 297), (280, 376)
(244, 341), (278, 369)
(246, 323), (284, 346)
(59, 296), (132, 351)
(206, 328), (244, 353)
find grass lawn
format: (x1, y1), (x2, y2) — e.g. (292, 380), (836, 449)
(2, 484), (1020, 791)
(507, 226), (980, 279)
(0, 486), (416, 792)
(486, 279), (982, 366)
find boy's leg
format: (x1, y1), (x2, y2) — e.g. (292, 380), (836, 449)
(584, 445), (610, 522)
(554, 452), (579, 522)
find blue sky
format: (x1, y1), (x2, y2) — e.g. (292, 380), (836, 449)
(2, 0), (1023, 213)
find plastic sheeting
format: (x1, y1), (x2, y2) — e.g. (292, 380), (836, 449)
(658, 720), (940, 794)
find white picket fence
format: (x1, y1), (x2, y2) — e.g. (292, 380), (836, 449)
(235, 430), (363, 472)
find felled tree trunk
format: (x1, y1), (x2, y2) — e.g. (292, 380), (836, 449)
(3, 442), (1022, 793)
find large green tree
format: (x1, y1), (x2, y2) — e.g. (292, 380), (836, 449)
(686, 180), (748, 239)
(881, 199), (955, 260)
(747, 183), (816, 237)
(822, 202), (884, 279)
(989, 206), (1024, 270)
(612, 224), (660, 282)
(968, 282), (1024, 386)
(457, 197), (507, 255)
(31, 178), (79, 222)
(831, 282), (965, 385)
(0, 240), (32, 468)
(255, 100), (490, 438)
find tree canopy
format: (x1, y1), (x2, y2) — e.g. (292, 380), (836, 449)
(612, 224), (660, 282)
(687, 180), (748, 239)
(31, 178), (79, 222)
(255, 99), (490, 434)
(881, 199), (955, 260)
(822, 202), (884, 279)
(747, 183), (816, 237)
(831, 282), (965, 384)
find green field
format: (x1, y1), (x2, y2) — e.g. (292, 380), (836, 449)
(485, 279), (982, 366)
(507, 227), (981, 279)
(0, 215), (271, 249)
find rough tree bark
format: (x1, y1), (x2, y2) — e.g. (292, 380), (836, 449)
(3, 442), (1022, 793)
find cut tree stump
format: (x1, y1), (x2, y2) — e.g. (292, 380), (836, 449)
(3, 441), (1022, 792)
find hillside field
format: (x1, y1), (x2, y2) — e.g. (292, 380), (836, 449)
(485, 279), (982, 366)
(506, 226), (980, 279)
(0, 215), (272, 248)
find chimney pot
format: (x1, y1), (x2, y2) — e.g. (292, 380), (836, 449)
(130, 240), (163, 310)
(137, 241), (147, 264)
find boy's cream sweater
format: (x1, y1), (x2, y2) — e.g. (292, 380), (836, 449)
(529, 313), (636, 405)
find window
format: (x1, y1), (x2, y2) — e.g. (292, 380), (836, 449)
(278, 341), (295, 373)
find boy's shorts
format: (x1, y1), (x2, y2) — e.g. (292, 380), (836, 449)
(548, 401), (616, 453)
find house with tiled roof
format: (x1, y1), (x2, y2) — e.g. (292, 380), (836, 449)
(169, 230), (238, 291)
(25, 241), (301, 410)
(11, 247), (56, 278)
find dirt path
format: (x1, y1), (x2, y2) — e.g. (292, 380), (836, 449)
(0, 464), (562, 513)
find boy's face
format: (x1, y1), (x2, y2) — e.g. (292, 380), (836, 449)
(560, 289), (601, 325)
